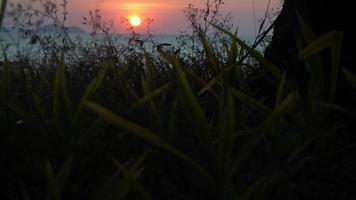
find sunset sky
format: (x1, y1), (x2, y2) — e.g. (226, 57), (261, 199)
(7, 0), (281, 35)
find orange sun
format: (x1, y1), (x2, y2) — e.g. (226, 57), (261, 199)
(128, 15), (142, 27)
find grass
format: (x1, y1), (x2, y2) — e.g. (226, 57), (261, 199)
(1, 19), (356, 200)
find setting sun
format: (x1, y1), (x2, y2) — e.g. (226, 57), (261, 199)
(128, 16), (142, 27)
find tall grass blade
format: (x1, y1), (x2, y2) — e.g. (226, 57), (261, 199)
(212, 24), (282, 82)
(260, 92), (297, 133)
(342, 68), (356, 89)
(231, 88), (272, 116)
(318, 102), (356, 116)
(132, 83), (171, 110)
(296, 12), (316, 43)
(168, 96), (179, 130)
(0, 57), (11, 101)
(0, 0), (7, 26)
(20, 184), (31, 200)
(139, 75), (161, 126)
(228, 132), (263, 179)
(86, 101), (212, 180)
(276, 72), (287, 106)
(299, 31), (341, 59)
(158, 49), (213, 147)
(57, 155), (73, 192)
(227, 29), (239, 65)
(201, 34), (220, 75)
(95, 146), (148, 200)
(105, 170), (133, 200)
(144, 52), (157, 89)
(158, 45), (219, 101)
(175, 59), (213, 146)
(73, 67), (106, 124)
(46, 161), (60, 200)
(112, 153), (153, 200)
(104, 155), (148, 200)
(217, 87), (235, 177)
(183, 65), (220, 100)
(32, 93), (46, 119)
(116, 68), (139, 101)
(240, 177), (266, 200)
(52, 60), (72, 132)
(329, 32), (343, 102)
(93, 165), (128, 200)
(198, 65), (235, 96)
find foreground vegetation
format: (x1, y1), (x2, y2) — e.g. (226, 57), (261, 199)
(1, 3), (356, 200)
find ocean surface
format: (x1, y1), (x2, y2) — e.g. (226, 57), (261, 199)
(0, 31), (256, 61)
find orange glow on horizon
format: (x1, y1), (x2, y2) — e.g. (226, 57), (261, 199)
(66, 0), (282, 34)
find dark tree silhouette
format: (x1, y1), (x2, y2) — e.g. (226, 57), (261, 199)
(266, 0), (355, 73)
(265, 0), (356, 107)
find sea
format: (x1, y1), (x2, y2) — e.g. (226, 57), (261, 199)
(0, 30), (256, 62)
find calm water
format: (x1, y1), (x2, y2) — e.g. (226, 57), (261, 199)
(0, 31), (256, 61)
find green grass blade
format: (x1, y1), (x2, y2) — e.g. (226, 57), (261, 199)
(217, 87), (235, 177)
(0, 0), (7, 26)
(158, 46), (219, 101)
(201, 34), (220, 75)
(116, 69), (139, 101)
(231, 88), (272, 116)
(112, 152), (153, 200)
(303, 54), (325, 102)
(299, 31), (341, 59)
(139, 75), (162, 127)
(132, 83), (171, 110)
(296, 12), (316, 43)
(227, 29), (239, 65)
(20, 184), (31, 200)
(182, 65), (220, 100)
(95, 144), (148, 200)
(175, 59), (213, 146)
(228, 132), (263, 178)
(168, 96), (179, 130)
(294, 24), (323, 103)
(167, 57), (211, 91)
(46, 161), (60, 200)
(2, 102), (25, 118)
(342, 68), (356, 89)
(198, 65), (235, 96)
(144, 52), (157, 89)
(212, 24), (282, 82)
(112, 161), (145, 200)
(329, 32), (343, 102)
(0, 57), (11, 101)
(32, 93), (46, 118)
(105, 156), (148, 200)
(158, 49), (213, 147)
(105, 170), (132, 200)
(318, 102), (356, 116)
(57, 155), (73, 193)
(93, 166), (126, 200)
(276, 72), (287, 106)
(240, 177), (267, 200)
(260, 92), (297, 133)
(86, 101), (212, 180)
(52, 60), (72, 132)
(73, 67), (106, 125)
